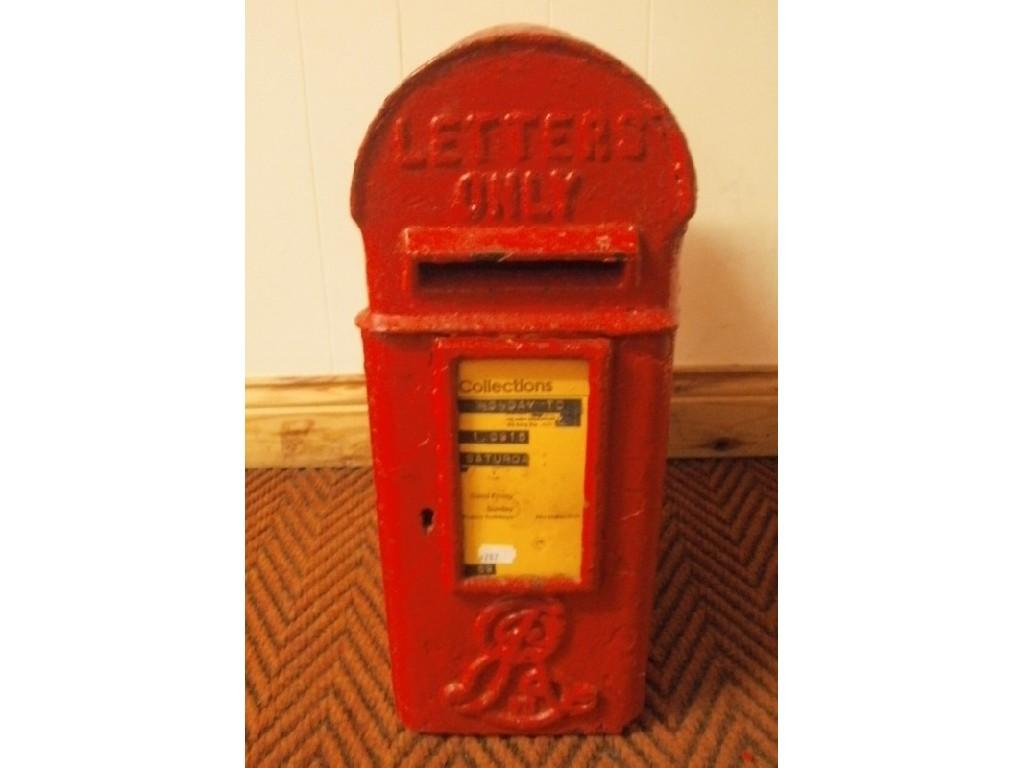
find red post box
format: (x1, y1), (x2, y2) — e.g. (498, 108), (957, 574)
(351, 27), (695, 734)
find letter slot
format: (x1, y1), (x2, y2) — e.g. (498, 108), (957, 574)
(405, 224), (637, 289)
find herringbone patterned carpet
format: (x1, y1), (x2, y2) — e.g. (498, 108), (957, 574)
(246, 460), (777, 767)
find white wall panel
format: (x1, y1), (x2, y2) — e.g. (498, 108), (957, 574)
(297, 0), (401, 372)
(246, 0), (332, 375)
(650, 0), (778, 365)
(398, 0), (549, 75)
(549, 0), (650, 77)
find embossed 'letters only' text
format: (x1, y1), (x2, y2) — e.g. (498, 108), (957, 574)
(391, 110), (661, 222)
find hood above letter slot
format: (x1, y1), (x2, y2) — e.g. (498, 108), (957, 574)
(402, 225), (638, 262)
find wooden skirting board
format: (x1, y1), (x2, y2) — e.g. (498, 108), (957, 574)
(246, 366), (777, 468)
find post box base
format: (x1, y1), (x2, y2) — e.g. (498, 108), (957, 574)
(393, 683), (647, 735)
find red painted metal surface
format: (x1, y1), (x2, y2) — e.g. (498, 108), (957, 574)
(351, 26), (696, 734)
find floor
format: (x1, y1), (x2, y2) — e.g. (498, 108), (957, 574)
(246, 459), (777, 767)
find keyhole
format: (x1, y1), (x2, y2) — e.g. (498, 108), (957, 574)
(420, 508), (434, 532)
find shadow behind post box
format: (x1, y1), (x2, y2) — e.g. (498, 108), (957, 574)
(351, 27), (696, 734)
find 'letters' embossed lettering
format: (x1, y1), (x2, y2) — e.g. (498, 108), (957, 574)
(393, 110), (652, 167)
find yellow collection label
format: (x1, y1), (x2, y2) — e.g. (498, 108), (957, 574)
(457, 358), (589, 581)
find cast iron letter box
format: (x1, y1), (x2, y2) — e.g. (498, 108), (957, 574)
(352, 27), (696, 734)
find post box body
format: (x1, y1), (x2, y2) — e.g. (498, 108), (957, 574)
(352, 28), (695, 734)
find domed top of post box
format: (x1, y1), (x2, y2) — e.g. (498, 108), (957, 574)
(352, 26), (696, 328)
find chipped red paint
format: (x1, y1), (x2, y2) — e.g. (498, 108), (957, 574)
(351, 26), (696, 734)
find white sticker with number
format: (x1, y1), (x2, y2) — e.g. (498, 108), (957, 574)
(477, 544), (517, 565)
